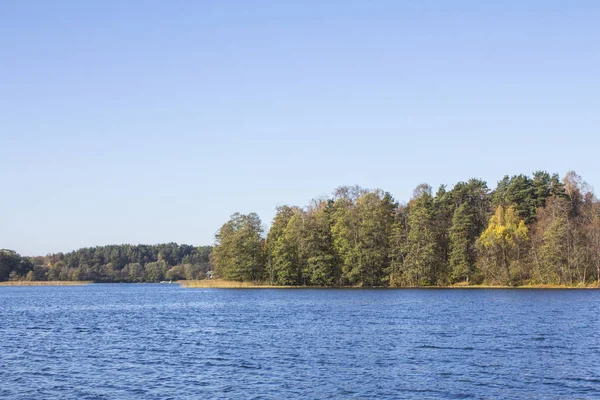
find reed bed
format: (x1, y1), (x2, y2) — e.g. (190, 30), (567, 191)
(179, 279), (292, 288)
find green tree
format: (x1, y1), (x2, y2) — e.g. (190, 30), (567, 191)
(540, 217), (569, 284)
(331, 186), (364, 285)
(530, 196), (571, 284)
(266, 206), (301, 285)
(493, 172), (566, 225)
(302, 200), (340, 286)
(493, 175), (535, 223)
(331, 187), (395, 286)
(353, 190), (396, 285)
(583, 201), (600, 284)
(531, 171), (566, 209)
(166, 265), (186, 281)
(447, 179), (491, 284)
(123, 262), (145, 282)
(0, 250), (32, 281)
(388, 205), (408, 286)
(33, 243), (211, 283)
(449, 203), (476, 283)
(400, 185), (440, 286)
(183, 264), (205, 280)
(144, 260), (168, 282)
(212, 213), (265, 281)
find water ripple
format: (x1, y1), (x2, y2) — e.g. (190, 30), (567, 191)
(1, 285), (599, 399)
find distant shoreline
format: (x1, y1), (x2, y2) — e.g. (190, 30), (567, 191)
(0, 281), (91, 286)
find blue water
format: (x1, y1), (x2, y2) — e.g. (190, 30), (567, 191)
(1, 285), (599, 399)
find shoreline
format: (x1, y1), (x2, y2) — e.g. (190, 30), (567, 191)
(1, 280), (597, 289)
(180, 280), (600, 289)
(0, 281), (92, 286)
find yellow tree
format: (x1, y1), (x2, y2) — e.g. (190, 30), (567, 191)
(477, 206), (528, 285)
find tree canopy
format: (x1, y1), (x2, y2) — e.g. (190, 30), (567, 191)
(1, 244), (212, 282)
(4, 170), (600, 287)
(210, 170), (600, 286)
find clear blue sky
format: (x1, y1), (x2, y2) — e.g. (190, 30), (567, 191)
(2, 1), (599, 255)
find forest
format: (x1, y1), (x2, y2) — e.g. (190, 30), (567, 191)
(0, 244), (212, 283)
(3, 170), (600, 287)
(212, 171), (600, 287)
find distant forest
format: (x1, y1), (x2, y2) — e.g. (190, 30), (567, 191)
(0, 244), (212, 283)
(3, 171), (600, 286)
(213, 171), (600, 287)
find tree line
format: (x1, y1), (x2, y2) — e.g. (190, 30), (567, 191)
(0, 243), (212, 282)
(212, 171), (600, 286)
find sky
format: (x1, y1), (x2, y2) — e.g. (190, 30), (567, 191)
(1, 0), (599, 255)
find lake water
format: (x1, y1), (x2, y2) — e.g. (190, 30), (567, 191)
(1, 285), (599, 399)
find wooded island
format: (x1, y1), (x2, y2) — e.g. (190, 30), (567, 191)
(2, 171), (600, 287)
(212, 170), (600, 287)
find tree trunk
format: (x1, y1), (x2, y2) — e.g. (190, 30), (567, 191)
(502, 247), (512, 286)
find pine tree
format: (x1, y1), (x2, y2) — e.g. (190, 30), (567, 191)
(402, 187), (440, 286)
(449, 203), (475, 283)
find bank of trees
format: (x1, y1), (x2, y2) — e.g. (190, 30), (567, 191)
(0, 244), (212, 282)
(0, 250), (36, 281)
(4, 170), (599, 286)
(213, 171), (600, 286)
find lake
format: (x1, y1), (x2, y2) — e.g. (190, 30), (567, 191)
(1, 285), (599, 399)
